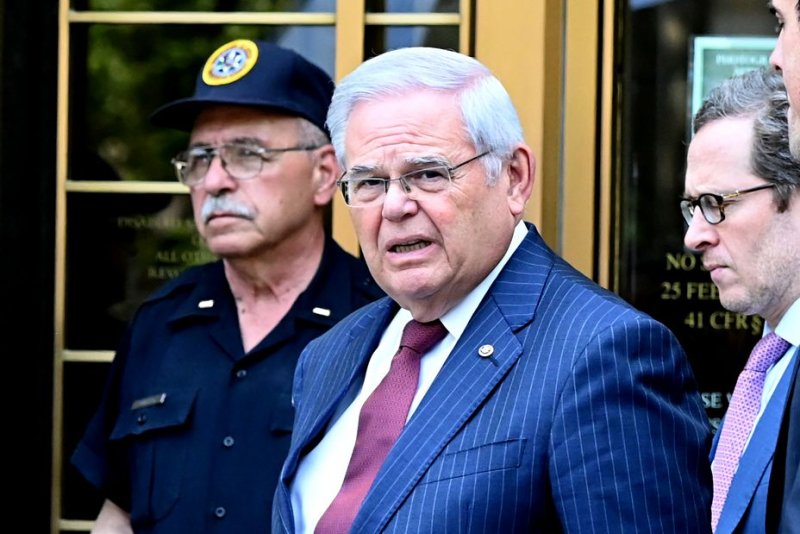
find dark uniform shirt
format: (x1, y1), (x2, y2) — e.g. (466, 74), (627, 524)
(71, 237), (383, 533)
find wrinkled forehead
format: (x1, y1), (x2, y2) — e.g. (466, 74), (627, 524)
(345, 153), (454, 176)
(342, 93), (469, 167)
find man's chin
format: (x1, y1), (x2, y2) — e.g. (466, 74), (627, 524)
(382, 278), (439, 310)
(206, 238), (253, 259)
(718, 293), (751, 316)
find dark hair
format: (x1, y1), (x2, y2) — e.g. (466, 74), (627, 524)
(692, 67), (799, 211)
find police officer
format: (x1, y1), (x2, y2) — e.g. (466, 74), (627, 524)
(71, 39), (382, 533)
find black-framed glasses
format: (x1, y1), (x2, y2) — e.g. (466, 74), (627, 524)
(171, 142), (321, 186)
(680, 183), (776, 225)
(337, 150), (493, 207)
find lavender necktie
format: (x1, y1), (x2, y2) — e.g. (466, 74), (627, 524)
(711, 332), (791, 530)
(315, 319), (448, 534)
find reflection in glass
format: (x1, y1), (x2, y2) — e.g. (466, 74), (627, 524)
(364, 24), (458, 59)
(65, 192), (213, 350)
(366, 0), (457, 13)
(70, 23), (334, 183)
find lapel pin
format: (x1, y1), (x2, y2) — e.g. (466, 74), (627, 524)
(312, 307), (331, 317)
(198, 299), (214, 309)
(478, 344), (494, 357)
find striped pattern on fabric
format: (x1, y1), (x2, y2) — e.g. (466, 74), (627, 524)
(274, 226), (712, 534)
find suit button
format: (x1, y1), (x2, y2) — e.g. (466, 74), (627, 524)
(236, 369), (247, 378)
(214, 506), (226, 518)
(223, 436), (235, 447)
(136, 414), (147, 425)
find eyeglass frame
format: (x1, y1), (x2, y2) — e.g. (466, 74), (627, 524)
(336, 149), (493, 207)
(680, 183), (776, 225)
(171, 142), (323, 186)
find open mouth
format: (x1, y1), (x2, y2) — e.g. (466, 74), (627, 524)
(391, 240), (431, 253)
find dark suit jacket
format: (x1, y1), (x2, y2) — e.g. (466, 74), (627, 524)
(273, 226), (713, 533)
(768, 351), (800, 534)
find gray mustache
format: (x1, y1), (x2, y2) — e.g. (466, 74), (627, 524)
(201, 195), (255, 223)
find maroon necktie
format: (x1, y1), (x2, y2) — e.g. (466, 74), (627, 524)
(315, 319), (448, 534)
(710, 332), (791, 530)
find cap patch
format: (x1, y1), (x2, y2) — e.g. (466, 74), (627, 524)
(202, 39), (259, 86)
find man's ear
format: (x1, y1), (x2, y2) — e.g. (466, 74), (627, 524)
(311, 144), (339, 206)
(505, 144), (535, 217)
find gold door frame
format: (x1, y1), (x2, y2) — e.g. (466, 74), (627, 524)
(473, 0), (614, 285)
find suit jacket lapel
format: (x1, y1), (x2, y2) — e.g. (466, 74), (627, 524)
(275, 299), (396, 533)
(352, 227), (553, 533)
(282, 299), (396, 479)
(716, 357), (796, 534)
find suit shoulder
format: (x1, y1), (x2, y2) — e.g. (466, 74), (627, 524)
(546, 255), (668, 329)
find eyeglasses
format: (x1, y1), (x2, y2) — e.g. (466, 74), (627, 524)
(680, 183), (776, 225)
(171, 142), (321, 186)
(337, 150), (492, 207)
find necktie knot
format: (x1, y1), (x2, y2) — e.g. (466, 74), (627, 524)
(744, 332), (791, 373)
(399, 319), (448, 355)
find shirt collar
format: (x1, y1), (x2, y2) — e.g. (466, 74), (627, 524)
(771, 298), (800, 347)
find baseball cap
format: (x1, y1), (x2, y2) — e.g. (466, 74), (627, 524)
(150, 39), (334, 134)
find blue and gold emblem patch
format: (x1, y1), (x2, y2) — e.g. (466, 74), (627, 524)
(202, 39), (259, 86)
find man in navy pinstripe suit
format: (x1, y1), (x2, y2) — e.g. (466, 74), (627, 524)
(273, 46), (713, 533)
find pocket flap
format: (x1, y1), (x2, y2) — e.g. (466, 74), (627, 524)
(110, 388), (197, 440)
(269, 404), (295, 434)
(423, 438), (527, 484)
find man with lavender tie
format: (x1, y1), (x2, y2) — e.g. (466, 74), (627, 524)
(681, 66), (800, 533)
(273, 46), (712, 534)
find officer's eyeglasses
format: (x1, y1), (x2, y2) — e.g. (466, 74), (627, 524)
(171, 142), (321, 186)
(337, 150), (492, 208)
(680, 183), (775, 225)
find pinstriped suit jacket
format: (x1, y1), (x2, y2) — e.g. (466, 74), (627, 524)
(273, 226), (713, 533)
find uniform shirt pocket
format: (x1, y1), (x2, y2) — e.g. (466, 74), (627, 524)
(110, 388), (197, 523)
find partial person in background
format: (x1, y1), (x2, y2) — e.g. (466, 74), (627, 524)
(681, 66), (800, 534)
(768, 1), (800, 532)
(273, 46), (712, 534)
(71, 39), (382, 534)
